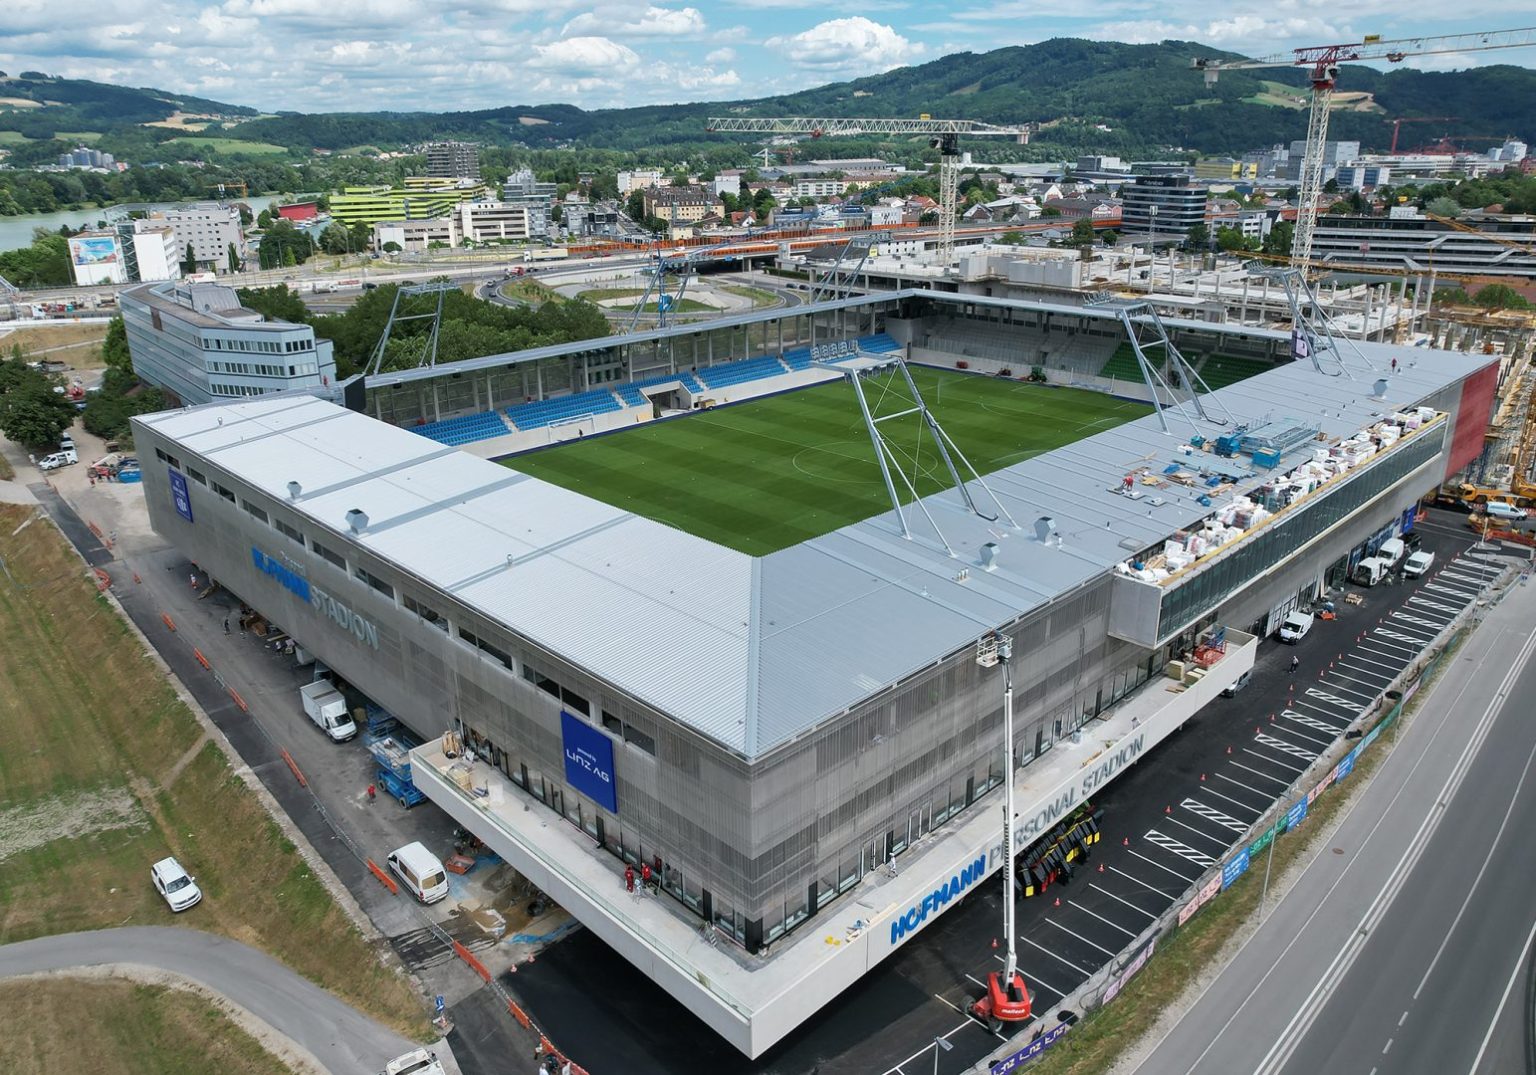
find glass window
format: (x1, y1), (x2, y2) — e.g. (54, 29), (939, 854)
(311, 540), (345, 570)
(241, 499), (268, 523)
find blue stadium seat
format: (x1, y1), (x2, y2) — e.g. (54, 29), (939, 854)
(616, 372), (701, 407)
(410, 409), (514, 446)
(696, 356), (788, 390)
(505, 388), (623, 431)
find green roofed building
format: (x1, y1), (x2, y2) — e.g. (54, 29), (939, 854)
(329, 177), (489, 227)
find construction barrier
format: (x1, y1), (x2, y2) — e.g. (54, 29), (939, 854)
(279, 747), (307, 787)
(228, 687), (248, 712)
(160, 612), (176, 632)
(507, 1001), (532, 1029)
(366, 859), (399, 894)
(452, 940), (492, 982)
(193, 649), (211, 670)
(92, 568), (111, 591)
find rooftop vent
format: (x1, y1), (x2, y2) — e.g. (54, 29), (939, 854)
(979, 542), (1000, 571)
(287, 481), (302, 500)
(1372, 378), (1389, 399)
(1034, 516), (1057, 543)
(345, 509), (368, 534)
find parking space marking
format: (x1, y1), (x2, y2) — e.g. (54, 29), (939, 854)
(1164, 813), (1236, 848)
(1302, 686), (1364, 713)
(1346, 651), (1406, 674)
(1256, 731), (1316, 762)
(1273, 718), (1335, 750)
(1424, 582), (1479, 599)
(1281, 708), (1343, 736)
(1323, 672), (1385, 699)
(1288, 699), (1354, 727)
(1391, 610), (1449, 631)
(1181, 799), (1249, 833)
(1232, 757), (1296, 785)
(992, 954), (1074, 1002)
(1069, 900), (1142, 939)
(1108, 864), (1183, 900)
(1216, 770), (1278, 798)
(1041, 916), (1119, 958)
(1142, 831), (1217, 869)
(1127, 847), (1202, 884)
(1407, 596), (1462, 615)
(1374, 627), (1435, 646)
(1360, 636), (1422, 657)
(1090, 882), (1161, 920)
(1020, 933), (1096, 976)
(1200, 786), (1268, 817)
(1336, 660), (1393, 681)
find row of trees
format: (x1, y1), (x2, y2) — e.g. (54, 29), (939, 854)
(0, 351), (79, 449)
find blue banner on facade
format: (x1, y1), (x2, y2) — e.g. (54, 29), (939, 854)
(168, 467), (193, 522)
(1335, 749), (1357, 782)
(561, 710), (617, 813)
(1401, 505), (1417, 534)
(1222, 848), (1250, 890)
(1285, 798), (1308, 832)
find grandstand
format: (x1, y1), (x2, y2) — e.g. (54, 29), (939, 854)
(505, 388), (623, 431)
(618, 371), (705, 406)
(411, 410), (512, 447)
(1098, 342), (1153, 383)
(1195, 353), (1273, 391)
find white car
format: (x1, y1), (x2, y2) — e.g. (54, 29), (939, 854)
(381, 1048), (446, 1075)
(1278, 610), (1315, 643)
(151, 856), (202, 912)
(1402, 550), (1435, 578)
(1485, 501), (1528, 522)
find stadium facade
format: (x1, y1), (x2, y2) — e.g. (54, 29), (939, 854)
(132, 291), (1499, 1056)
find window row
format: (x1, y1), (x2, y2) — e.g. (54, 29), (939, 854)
(207, 360), (318, 378)
(210, 383), (273, 398)
(206, 336), (311, 354)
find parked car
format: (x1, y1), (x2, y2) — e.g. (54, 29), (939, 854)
(1485, 501), (1529, 521)
(150, 856), (202, 912)
(1221, 669), (1253, 697)
(1351, 556), (1390, 587)
(1402, 550), (1436, 578)
(1278, 610), (1315, 643)
(380, 1048), (446, 1075)
(36, 449), (78, 471)
(59, 432), (75, 452)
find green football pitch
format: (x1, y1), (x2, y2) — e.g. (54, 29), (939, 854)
(505, 368), (1150, 555)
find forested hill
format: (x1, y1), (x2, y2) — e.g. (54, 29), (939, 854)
(4, 40), (1532, 161)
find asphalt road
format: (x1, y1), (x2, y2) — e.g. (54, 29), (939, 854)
(1130, 565), (1536, 1075)
(0, 926), (419, 1073)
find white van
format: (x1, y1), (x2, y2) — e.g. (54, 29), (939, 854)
(1402, 550), (1435, 578)
(1352, 556), (1390, 586)
(37, 449), (78, 471)
(387, 842), (448, 904)
(1376, 537), (1406, 567)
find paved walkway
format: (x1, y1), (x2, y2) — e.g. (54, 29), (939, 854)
(0, 926), (423, 1074)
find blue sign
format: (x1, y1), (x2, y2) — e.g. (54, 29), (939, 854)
(561, 710), (617, 813)
(1335, 749), (1357, 782)
(657, 294), (673, 312)
(889, 853), (987, 945)
(434, 994), (446, 1014)
(168, 468), (193, 523)
(1285, 798), (1308, 832)
(1221, 848), (1250, 891)
(251, 546), (311, 602)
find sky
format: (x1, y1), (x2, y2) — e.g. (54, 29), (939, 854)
(1, 2), (1531, 114)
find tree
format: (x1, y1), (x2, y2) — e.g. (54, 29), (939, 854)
(1261, 220), (1294, 256)
(227, 242), (239, 273)
(625, 189), (646, 222)
(1215, 225), (1258, 253)
(551, 204), (563, 225)
(256, 208), (273, 229)
(236, 285), (309, 323)
(998, 230), (1026, 246)
(1183, 222), (1209, 250)
(1070, 218), (1096, 247)
(382, 241), (402, 254)
(1471, 284), (1531, 310)
(319, 223), (353, 255)
(100, 316), (132, 376)
(256, 219), (314, 270)
(0, 394), (73, 449)
(238, 204), (254, 226)
(1425, 196), (1462, 219)
(181, 242), (198, 275)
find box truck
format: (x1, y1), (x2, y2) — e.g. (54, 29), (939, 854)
(299, 680), (358, 742)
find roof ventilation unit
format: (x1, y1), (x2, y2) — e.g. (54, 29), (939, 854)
(980, 542), (1000, 571)
(346, 509), (368, 534)
(1034, 517), (1057, 544)
(287, 481), (302, 500)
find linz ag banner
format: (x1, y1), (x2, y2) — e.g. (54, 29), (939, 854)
(561, 710), (617, 813)
(168, 467), (193, 522)
(1221, 848), (1250, 891)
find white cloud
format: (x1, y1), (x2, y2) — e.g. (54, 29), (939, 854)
(563, 5), (706, 37)
(766, 16), (922, 71)
(527, 35), (641, 73)
(705, 46), (735, 63)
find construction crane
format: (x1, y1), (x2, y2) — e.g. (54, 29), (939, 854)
(1388, 116), (1459, 154)
(705, 116), (1031, 267)
(1194, 26), (1536, 271)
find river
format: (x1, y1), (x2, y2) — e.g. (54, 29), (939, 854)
(0, 195), (285, 255)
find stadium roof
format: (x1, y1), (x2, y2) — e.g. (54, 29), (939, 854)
(139, 340), (1493, 759)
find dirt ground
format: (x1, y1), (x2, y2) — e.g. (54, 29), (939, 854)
(0, 977), (297, 1075)
(0, 322), (109, 371)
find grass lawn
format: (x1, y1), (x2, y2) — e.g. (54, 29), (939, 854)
(499, 278), (561, 304)
(163, 136), (288, 156)
(507, 368), (1148, 555)
(577, 287), (646, 302)
(0, 130), (31, 143)
(0, 979), (288, 1075)
(720, 284), (779, 308)
(0, 504), (426, 1039)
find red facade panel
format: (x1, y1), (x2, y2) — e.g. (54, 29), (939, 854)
(1445, 363), (1498, 479)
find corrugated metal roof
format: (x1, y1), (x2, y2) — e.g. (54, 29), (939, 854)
(139, 341), (1495, 759)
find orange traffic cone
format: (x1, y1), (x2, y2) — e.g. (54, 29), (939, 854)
(1200, 772), (1206, 781)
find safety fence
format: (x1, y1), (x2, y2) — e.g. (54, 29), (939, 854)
(977, 558), (1516, 1073)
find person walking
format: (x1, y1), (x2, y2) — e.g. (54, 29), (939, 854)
(624, 865), (635, 893)
(1290, 655), (1300, 674)
(640, 861), (653, 894)
(366, 783), (376, 803)
(223, 617), (231, 634)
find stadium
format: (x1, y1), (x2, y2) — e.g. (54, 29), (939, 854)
(132, 289), (1498, 1057)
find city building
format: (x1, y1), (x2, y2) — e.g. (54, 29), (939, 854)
(66, 232), (129, 286)
(1333, 163), (1392, 190)
(711, 173), (743, 198)
(1285, 140), (1361, 182)
(131, 288), (1497, 1059)
(1120, 175), (1205, 239)
(790, 178), (850, 199)
(57, 145), (116, 170)
(372, 216), (462, 252)
(275, 202), (320, 222)
(149, 203), (245, 275)
(642, 188), (720, 225)
(1311, 211), (1536, 278)
(424, 141), (481, 181)
(117, 221), (183, 282)
(564, 204), (620, 239)
(120, 280), (336, 405)
(330, 179), (488, 228)
(457, 201), (549, 243)
(617, 169), (664, 195)
(503, 168), (559, 202)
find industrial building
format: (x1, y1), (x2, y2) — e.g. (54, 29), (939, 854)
(132, 291), (1496, 1058)
(121, 280), (337, 405)
(424, 141), (481, 181)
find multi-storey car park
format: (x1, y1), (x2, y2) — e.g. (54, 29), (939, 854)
(130, 290), (1497, 1058)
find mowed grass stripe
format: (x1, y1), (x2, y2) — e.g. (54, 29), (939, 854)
(507, 370), (1149, 554)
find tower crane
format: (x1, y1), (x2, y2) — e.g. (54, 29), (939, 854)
(1193, 26), (1536, 271)
(705, 116), (1031, 267)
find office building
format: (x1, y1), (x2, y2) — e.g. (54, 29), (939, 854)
(424, 141), (481, 181)
(458, 201), (550, 242)
(642, 189), (720, 225)
(1285, 140), (1360, 182)
(330, 180), (488, 228)
(151, 203), (245, 275)
(66, 232), (129, 286)
(1312, 212), (1536, 277)
(1120, 175), (1205, 239)
(120, 280), (336, 405)
(503, 168), (559, 202)
(372, 216), (462, 253)
(117, 221), (183, 282)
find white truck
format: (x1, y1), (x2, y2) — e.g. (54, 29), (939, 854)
(299, 680), (358, 742)
(1352, 556), (1391, 587)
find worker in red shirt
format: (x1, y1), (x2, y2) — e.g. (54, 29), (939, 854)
(624, 865), (635, 893)
(640, 862), (653, 893)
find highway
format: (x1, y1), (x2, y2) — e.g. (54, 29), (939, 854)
(1129, 567), (1536, 1075)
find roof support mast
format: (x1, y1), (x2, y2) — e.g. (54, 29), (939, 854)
(1193, 26), (1536, 273)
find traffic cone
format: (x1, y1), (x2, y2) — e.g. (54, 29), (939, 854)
(1165, 804), (1172, 814)
(992, 938), (998, 949)
(1255, 725), (1261, 734)
(1123, 836), (1129, 846)
(1053, 897), (1061, 907)
(1227, 745), (1233, 754)
(1200, 772), (1206, 781)
(1098, 864), (1105, 873)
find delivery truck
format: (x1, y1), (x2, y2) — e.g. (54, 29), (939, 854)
(299, 680), (358, 742)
